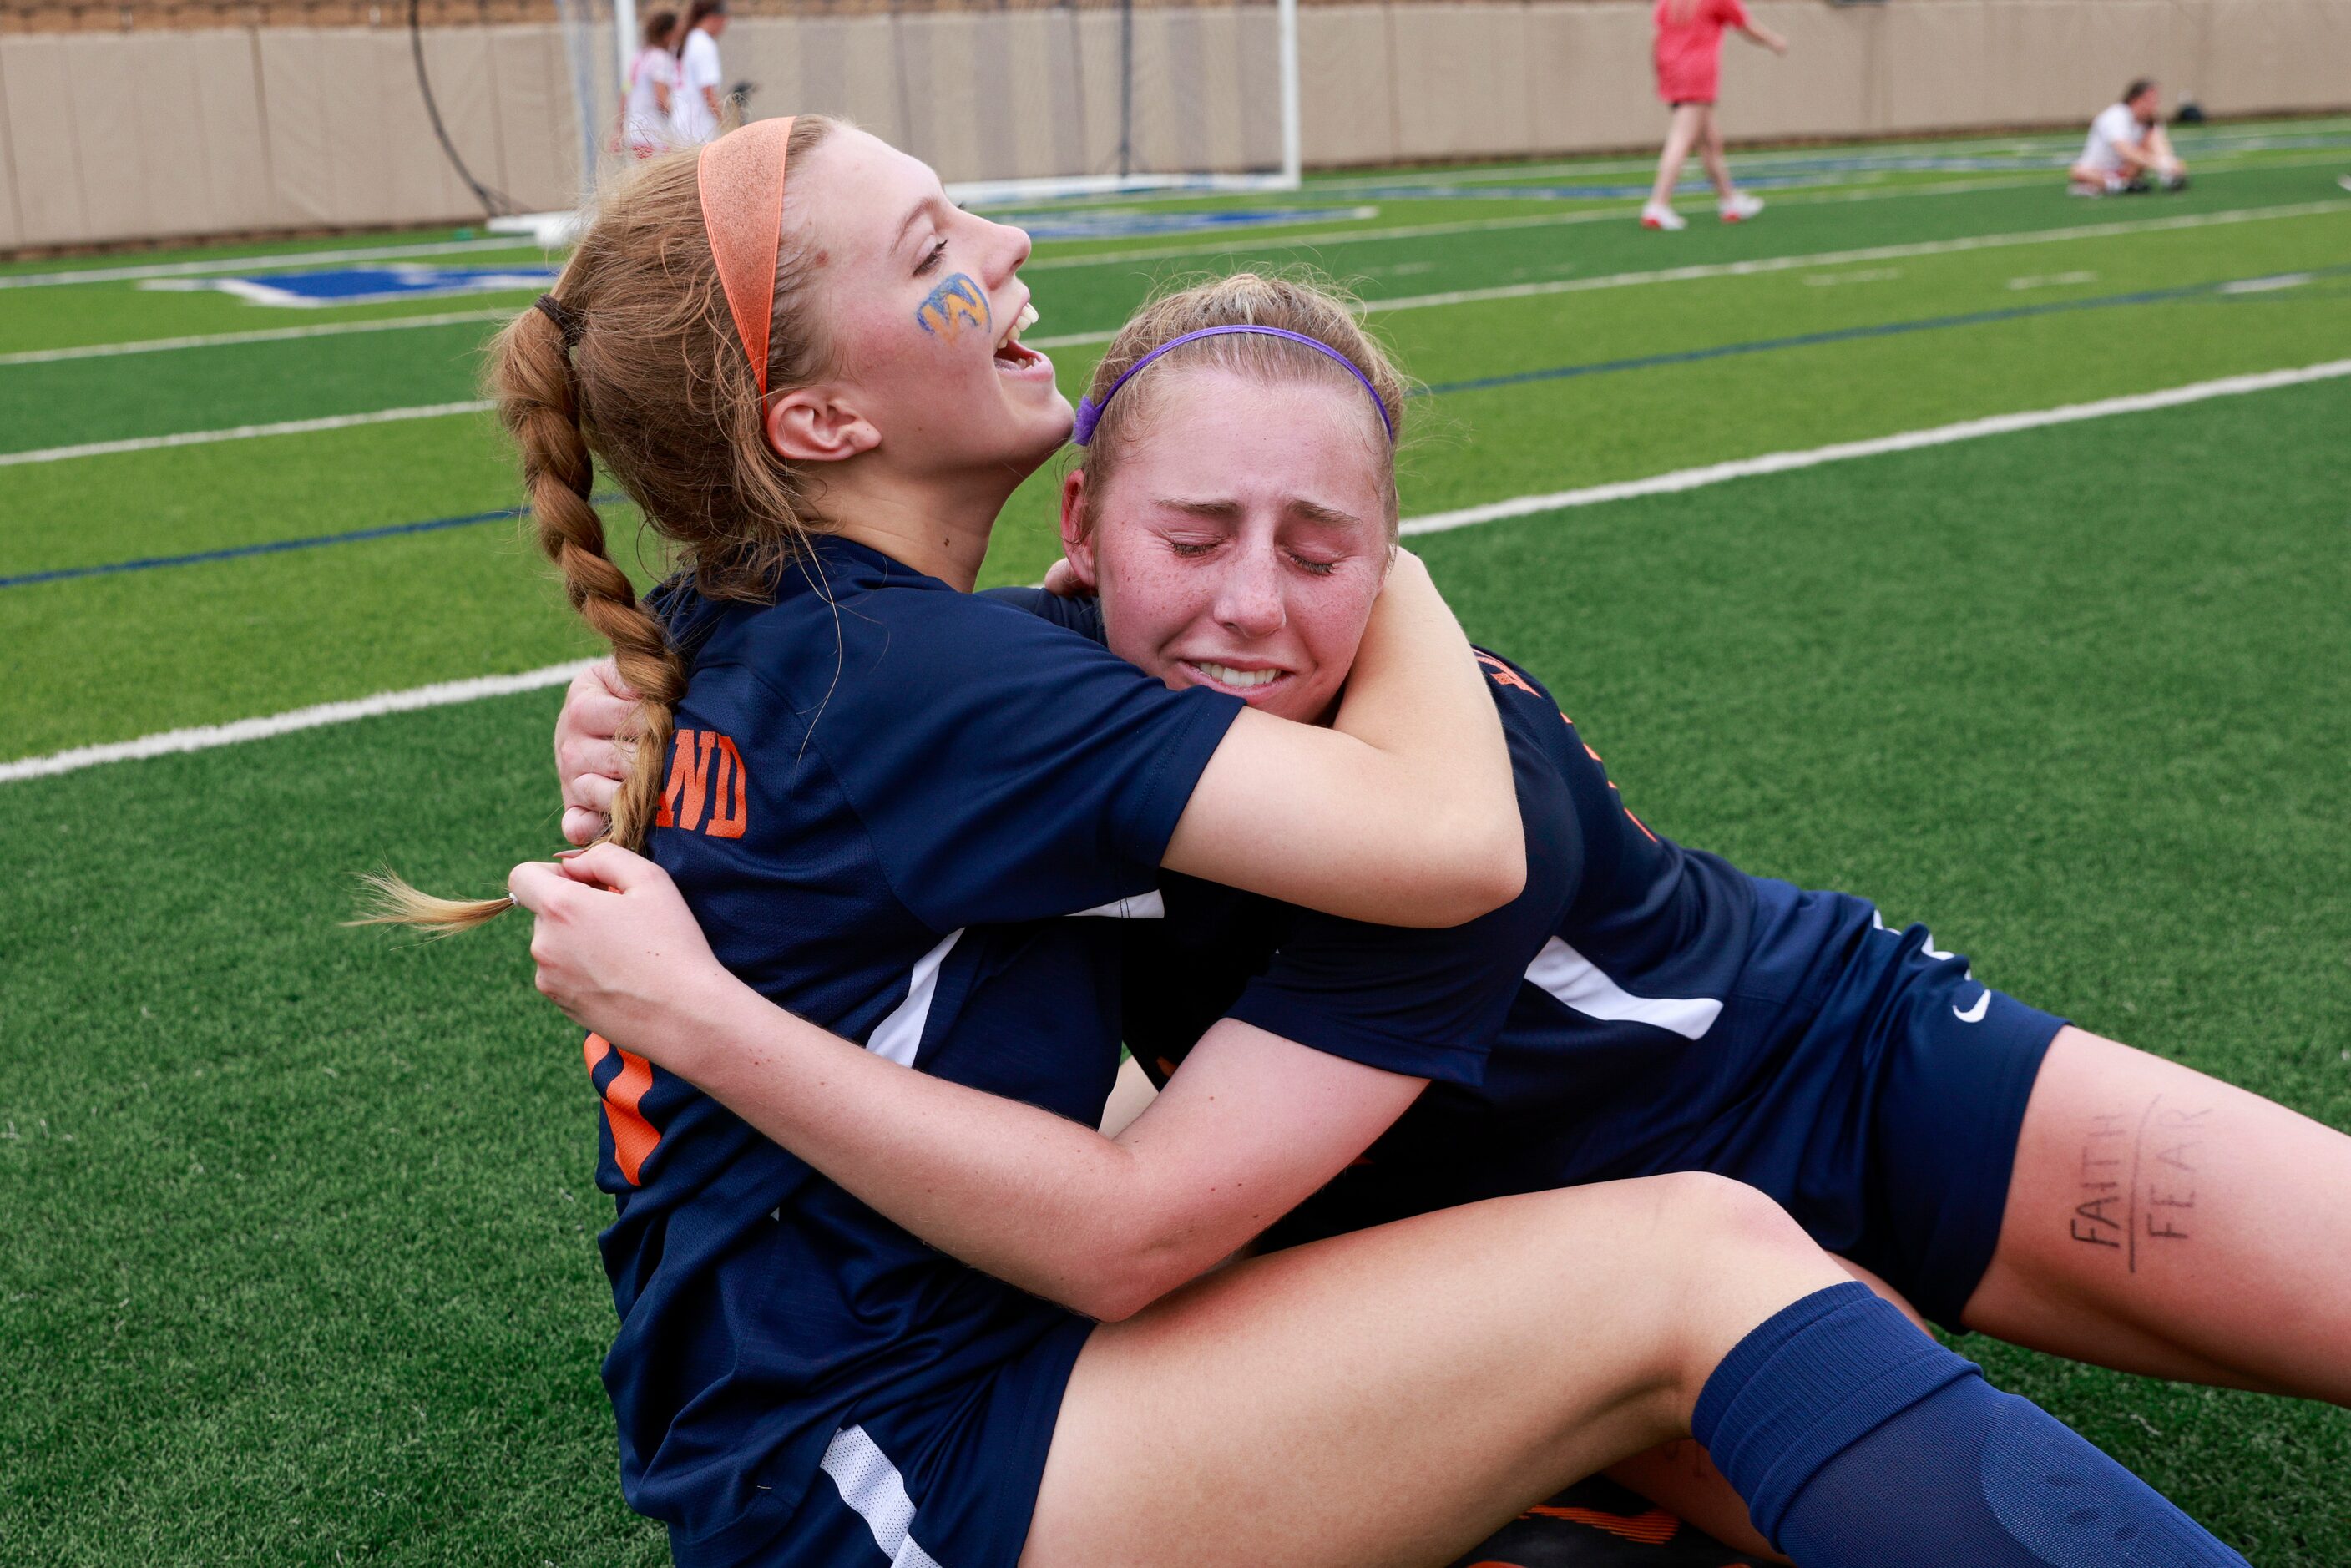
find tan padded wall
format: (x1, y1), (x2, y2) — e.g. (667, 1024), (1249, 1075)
(997, 10), (1092, 180)
(1392, 3), (1534, 159)
(1717, 1), (1873, 139)
(2205, 0), (2348, 112)
(484, 24), (579, 211)
(1526, 1), (1656, 153)
(1125, 5), (1280, 175)
(728, 17), (908, 149)
(3, 37), (90, 245)
(5, 3), (2348, 249)
(259, 28), (522, 226)
(1300, 6), (1398, 166)
(0, 62), (21, 249)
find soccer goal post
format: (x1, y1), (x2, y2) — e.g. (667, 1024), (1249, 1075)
(650, 0), (1304, 207)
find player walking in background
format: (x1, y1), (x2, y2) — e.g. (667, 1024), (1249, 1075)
(668, 0), (731, 146)
(2071, 79), (2189, 195)
(1641, 0), (1787, 230)
(616, 9), (682, 159)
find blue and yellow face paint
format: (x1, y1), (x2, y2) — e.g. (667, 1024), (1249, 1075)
(916, 273), (991, 343)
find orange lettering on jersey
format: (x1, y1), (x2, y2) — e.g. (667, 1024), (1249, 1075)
(1476, 651), (1538, 698)
(656, 727), (700, 828)
(584, 1032), (661, 1186)
(1524, 1504), (1681, 1545)
(705, 735), (750, 839)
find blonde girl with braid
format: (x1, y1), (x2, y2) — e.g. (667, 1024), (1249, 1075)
(488, 163), (2263, 1565)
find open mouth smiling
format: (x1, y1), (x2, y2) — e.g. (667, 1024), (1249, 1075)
(1181, 659), (1292, 697)
(994, 300), (1048, 375)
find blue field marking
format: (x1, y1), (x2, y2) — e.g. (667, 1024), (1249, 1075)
(1413, 266), (2350, 399)
(0, 507), (528, 588)
(987, 204), (1379, 240)
(141, 264), (557, 308)
(12, 266), (2339, 589)
(0, 493), (624, 589)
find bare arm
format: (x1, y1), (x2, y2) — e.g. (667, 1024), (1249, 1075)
(555, 553), (1523, 928)
(513, 847), (1424, 1321)
(1740, 21), (1788, 53)
(1161, 550), (1523, 927)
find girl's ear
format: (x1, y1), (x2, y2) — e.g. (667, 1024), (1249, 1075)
(764, 387), (880, 464)
(1058, 468), (1102, 590)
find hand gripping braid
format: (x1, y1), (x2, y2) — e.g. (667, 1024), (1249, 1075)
(352, 304), (686, 933)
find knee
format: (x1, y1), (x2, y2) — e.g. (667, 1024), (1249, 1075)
(1643, 1171), (1813, 1258)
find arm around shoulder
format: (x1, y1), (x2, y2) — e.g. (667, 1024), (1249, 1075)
(1165, 552), (1526, 928)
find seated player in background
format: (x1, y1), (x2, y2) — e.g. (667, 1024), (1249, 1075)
(2072, 78), (2190, 195)
(541, 271), (2295, 1566)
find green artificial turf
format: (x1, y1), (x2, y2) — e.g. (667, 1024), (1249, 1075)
(3, 129), (2349, 1561)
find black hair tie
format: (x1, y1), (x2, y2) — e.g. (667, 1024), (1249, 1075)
(533, 293), (586, 351)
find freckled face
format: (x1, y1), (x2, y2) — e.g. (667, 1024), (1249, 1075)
(790, 128), (1069, 478)
(1075, 368), (1392, 725)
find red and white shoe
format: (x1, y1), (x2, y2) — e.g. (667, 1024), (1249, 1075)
(1641, 202), (1687, 231)
(1719, 190), (1765, 223)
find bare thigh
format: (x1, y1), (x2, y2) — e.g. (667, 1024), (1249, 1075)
(1020, 1174), (1851, 1568)
(1963, 1026), (2351, 1402)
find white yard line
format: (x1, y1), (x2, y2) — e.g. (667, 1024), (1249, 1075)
(1021, 152), (2351, 274)
(1024, 198), (2351, 349)
(1398, 359), (2351, 535)
(0, 236), (544, 291)
(20, 176), (2344, 367)
(0, 308), (515, 366)
(0, 662), (596, 783)
(9, 357), (2346, 786)
(0, 401), (494, 466)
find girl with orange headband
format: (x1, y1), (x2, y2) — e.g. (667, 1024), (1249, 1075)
(443, 116), (2270, 1565)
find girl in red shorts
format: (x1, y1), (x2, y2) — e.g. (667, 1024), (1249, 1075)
(1642, 0), (1787, 230)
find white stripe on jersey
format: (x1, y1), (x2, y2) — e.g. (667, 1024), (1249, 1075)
(867, 930), (963, 1068)
(819, 1424), (948, 1568)
(1068, 890), (1167, 919)
(1524, 936), (1723, 1041)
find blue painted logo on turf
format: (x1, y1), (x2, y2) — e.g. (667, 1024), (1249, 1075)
(141, 264), (557, 308)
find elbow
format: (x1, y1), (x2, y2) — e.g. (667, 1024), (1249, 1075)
(1411, 813), (1526, 927)
(1064, 1229), (1206, 1323)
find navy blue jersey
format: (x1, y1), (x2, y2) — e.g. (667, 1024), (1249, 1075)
(1121, 645), (1762, 1231)
(588, 542), (1242, 1563)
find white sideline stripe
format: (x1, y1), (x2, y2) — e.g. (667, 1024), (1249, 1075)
(29, 190), (2347, 368)
(0, 400), (494, 466)
(1019, 158), (2351, 276)
(0, 235), (544, 291)
(1399, 358), (2351, 537)
(0, 660), (596, 784)
(1524, 936), (1722, 1040)
(7, 357), (2348, 788)
(1026, 199), (2351, 351)
(820, 1426), (947, 1568)
(0, 308), (513, 366)
(866, 929), (963, 1069)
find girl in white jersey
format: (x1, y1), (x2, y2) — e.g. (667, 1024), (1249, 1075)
(669, 0), (730, 145)
(480, 123), (2257, 1568)
(616, 9), (682, 159)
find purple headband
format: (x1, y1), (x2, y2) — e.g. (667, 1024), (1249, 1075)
(1071, 325), (1395, 447)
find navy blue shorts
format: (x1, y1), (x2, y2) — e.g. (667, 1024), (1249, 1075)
(1631, 877), (2065, 1329)
(1267, 877), (2065, 1332)
(736, 1317), (1090, 1568)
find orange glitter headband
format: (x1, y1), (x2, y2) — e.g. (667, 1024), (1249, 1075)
(697, 115), (796, 397)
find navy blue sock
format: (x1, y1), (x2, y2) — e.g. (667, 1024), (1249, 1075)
(1692, 1282), (2248, 1567)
